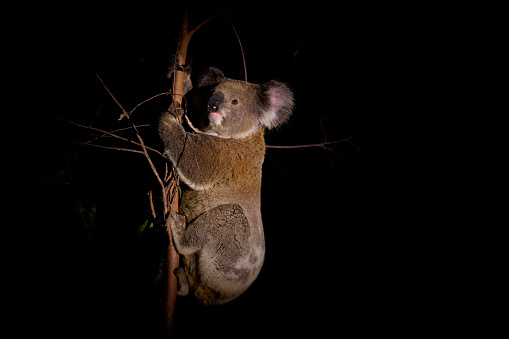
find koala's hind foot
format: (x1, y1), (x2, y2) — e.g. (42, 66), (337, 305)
(168, 209), (189, 255)
(174, 267), (189, 296)
(168, 211), (191, 297)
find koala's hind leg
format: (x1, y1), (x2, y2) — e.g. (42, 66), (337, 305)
(172, 204), (250, 305)
(172, 204), (249, 256)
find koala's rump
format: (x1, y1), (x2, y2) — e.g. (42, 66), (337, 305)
(182, 203), (264, 305)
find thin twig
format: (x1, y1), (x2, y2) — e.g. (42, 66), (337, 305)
(62, 118), (164, 157)
(227, 14), (247, 82)
(95, 72), (128, 116)
(81, 142), (146, 155)
(188, 9), (226, 36)
(265, 136), (355, 149)
(184, 114), (204, 134)
(148, 190), (157, 219)
(82, 123), (150, 143)
(119, 91), (170, 120)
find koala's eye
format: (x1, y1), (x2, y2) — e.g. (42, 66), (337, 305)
(231, 99), (239, 105)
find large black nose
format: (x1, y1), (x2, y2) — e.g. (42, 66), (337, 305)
(207, 92), (224, 113)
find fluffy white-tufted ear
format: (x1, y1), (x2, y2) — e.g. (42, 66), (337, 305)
(259, 81), (294, 129)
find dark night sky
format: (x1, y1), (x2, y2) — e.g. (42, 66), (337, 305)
(23, 3), (447, 337)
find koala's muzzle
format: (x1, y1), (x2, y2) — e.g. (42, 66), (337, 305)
(207, 92), (224, 113)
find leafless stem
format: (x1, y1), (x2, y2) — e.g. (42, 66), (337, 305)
(266, 136), (357, 149)
(63, 119), (164, 157)
(95, 72), (128, 116)
(184, 114), (204, 134)
(227, 14), (247, 82)
(188, 9), (226, 36)
(119, 91), (170, 120)
(81, 142), (146, 155)
(148, 190), (157, 219)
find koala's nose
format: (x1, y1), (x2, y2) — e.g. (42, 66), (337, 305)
(207, 92), (224, 113)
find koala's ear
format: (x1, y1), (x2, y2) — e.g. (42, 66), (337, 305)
(198, 67), (225, 88)
(259, 81), (294, 129)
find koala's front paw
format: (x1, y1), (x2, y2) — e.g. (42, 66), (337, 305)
(168, 101), (185, 118)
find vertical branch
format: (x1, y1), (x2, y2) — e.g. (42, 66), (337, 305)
(165, 6), (189, 333)
(165, 7), (223, 333)
(171, 8), (191, 111)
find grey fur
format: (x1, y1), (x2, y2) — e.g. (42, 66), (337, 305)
(159, 67), (294, 305)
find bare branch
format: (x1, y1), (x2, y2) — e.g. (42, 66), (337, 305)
(81, 142), (146, 155)
(119, 91), (170, 121)
(266, 136), (356, 149)
(188, 9), (226, 36)
(135, 129), (166, 198)
(148, 190), (157, 219)
(62, 119), (164, 157)
(227, 14), (247, 82)
(95, 71), (128, 116)
(319, 115), (330, 143)
(184, 114), (204, 134)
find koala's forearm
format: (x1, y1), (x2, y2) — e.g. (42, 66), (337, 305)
(159, 112), (185, 155)
(159, 113), (234, 189)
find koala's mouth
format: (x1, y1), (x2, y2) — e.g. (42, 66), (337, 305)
(209, 112), (223, 124)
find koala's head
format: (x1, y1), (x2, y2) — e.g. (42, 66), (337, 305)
(194, 67), (294, 139)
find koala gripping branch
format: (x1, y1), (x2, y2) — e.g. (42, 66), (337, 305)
(166, 7), (221, 333)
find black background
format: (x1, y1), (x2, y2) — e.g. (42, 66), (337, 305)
(24, 2), (445, 337)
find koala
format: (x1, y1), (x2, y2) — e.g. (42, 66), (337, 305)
(159, 67), (294, 305)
